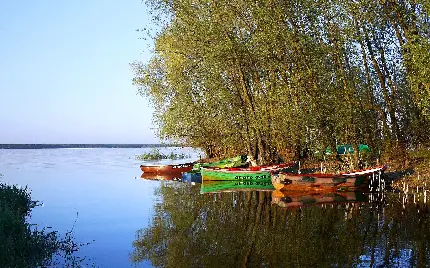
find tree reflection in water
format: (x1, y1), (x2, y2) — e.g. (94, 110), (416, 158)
(131, 181), (430, 267)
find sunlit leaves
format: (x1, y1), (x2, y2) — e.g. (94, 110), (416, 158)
(133, 0), (430, 162)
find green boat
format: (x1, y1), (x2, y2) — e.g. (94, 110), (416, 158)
(201, 180), (275, 194)
(201, 163), (295, 181)
(194, 155), (248, 169)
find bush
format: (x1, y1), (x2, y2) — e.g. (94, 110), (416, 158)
(136, 148), (190, 161)
(0, 183), (86, 267)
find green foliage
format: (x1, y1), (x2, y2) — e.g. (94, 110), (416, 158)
(409, 147), (430, 175)
(0, 183), (87, 267)
(405, 38), (430, 119)
(136, 148), (190, 161)
(134, 0), (430, 164)
(0, 184), (56, 267)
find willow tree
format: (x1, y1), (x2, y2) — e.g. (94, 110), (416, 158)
(343, 0), (430, 147)
(380, 0), (430, 145)
(133, 2), (252, 157)
(134, 0), (430, 163)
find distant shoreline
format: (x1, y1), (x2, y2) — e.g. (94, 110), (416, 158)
(0, 144), (181, 149)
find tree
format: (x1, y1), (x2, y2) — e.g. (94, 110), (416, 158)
(134, 0), (430, 163)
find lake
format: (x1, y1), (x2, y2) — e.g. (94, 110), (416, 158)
(1, 148), (429, 267)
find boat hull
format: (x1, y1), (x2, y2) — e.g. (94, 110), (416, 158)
(201, 180), (275, 194)
(272, 165), (387, 192)
(201, 163), (294, 181)
(140, 163), (194, 174)
(202, 169), (272, 181)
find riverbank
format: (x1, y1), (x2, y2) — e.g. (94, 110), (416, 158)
(296, 147), (430, 191)
(0, 182), (82, 267)
(385, 148), (430, 190)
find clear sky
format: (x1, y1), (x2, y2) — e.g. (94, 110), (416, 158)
(0, 1), (158, 144)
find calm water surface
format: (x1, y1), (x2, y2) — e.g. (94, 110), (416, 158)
(1, 148), (429, 267)
(0, 147), (200, 267)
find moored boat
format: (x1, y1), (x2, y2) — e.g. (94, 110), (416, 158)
(195, 155), (248, 169)
(201, 163), (296, 181)
(271, 165), (387, 192)
(140, 156), (247, 174)
(201, 180), (275, 194)
(140, 162), (194, 174)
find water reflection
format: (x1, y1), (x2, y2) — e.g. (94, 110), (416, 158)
(201, 180), (274, 194)
(132, 180), (430, 267)
(271, 190), (367, 209)
(139, 173), (182, 181)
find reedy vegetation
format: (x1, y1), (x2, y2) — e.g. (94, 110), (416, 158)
(133, 0), (430, 165)
(136, 148), (190, 160)
(0, 183), (86, 267)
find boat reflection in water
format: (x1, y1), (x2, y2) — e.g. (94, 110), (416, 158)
(201, 180), (373, 208)
(201, 180), (275, 194)
(201, 180), (373, 207)
(133, 175), (430, 267)
(182, 171), (202, 184)
(271, 190), (368, 209)
(140, 173), (182, 181)
(140, 171), (203, 184)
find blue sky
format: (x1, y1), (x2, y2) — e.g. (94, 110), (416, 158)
(0, 1), (158, 143)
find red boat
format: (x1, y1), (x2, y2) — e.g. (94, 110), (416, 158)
(272, 165), (387, 192)
(140, 162), (194, 174)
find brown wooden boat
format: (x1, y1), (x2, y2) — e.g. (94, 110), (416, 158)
(140, 173), (182, 181)
(140, 162), (194, 174)
(271, 165), (387, 192)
